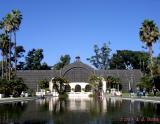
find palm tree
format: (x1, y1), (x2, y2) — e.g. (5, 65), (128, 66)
(0, 34), (9, 79)
(3, 13), (13, 80)
(52, 77), (68, 95)
(139, 20), (160, 76)
(10, 10), (22, 72)
(88, 75), (102, 94)
(2, 10), (22, 79)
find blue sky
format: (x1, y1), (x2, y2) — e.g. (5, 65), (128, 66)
(0, 0), (160, 66)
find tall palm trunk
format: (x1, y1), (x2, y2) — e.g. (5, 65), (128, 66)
(8, 33), (11, 80)
(1, 52), (4, 78)
(5, 55), (8, 79)
(148, 45), (153, 77)
(6, 55), (8, 79)
(2, 53), (4, 79)
(14, 31), (17, 75)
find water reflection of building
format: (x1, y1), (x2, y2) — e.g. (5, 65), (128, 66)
(47, 97), (107, 113)
(17, 57), (142, 92)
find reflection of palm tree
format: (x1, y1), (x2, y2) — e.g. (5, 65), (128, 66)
(89, 98), (103, 118)
(53, 99), (68, 115)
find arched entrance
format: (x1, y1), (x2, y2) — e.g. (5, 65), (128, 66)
(75, 85), (81, 92)
(85, 85), (91, 92)
(65, 85), (71, 92)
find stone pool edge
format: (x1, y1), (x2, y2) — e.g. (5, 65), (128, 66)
(0, 97), (37, 103)
(108, 96), (160, 103)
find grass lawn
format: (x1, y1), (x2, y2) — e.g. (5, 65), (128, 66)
(122, 92), (129, 97)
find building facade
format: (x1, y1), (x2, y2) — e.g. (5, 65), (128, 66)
(17, 58), (143, 92)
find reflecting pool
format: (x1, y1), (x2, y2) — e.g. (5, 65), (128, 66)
(0, 97), (160, 124)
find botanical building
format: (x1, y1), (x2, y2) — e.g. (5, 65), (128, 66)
(17, 57), (142, 92)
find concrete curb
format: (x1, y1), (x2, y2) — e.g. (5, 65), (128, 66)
(108, 96), (160, 103)
(0, 97), (36, 104)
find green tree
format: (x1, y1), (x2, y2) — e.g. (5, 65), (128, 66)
(88, 75), (102, 93)
(137, 75), (152, 92)
(110, 50), (148, 72)
(0, 78), (9, 95)
(11, 45), (25, 71)
(52, 77), (68, 95)
(40, 62), (51, 70)
(0, 77), (27, 97)
(105, 76), (120, 90)
(14, 46), (25, 60)
(9, 77), (28, 97)
(0, 10), (23, 79)
(139, 19), (160, 76)
(10, 10), (22, 72)
(87, 43), (111, 70)
(2, 12), (14, 80)
(53, 54), (70, 70)
(25, 48), (44, 70)
(38, 79), (49, 90)
(16, 62), (25, 70)
(0, 34), (9, 78)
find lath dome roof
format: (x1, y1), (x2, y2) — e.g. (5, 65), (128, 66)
(61, 57), (94, 82)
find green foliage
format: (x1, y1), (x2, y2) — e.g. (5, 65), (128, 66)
(137, 75), (152, 90)
(10, 9), (22, 32)
(85, 85), (92, 92)
(139, 20), (159, 47)
(0, 78), (8, 94)
(16, 62), (25, 70)
(0, 33), (9, 55)
(53, 54), (70, 70)
(14, 45), (25, 58)
(0, 33), (9, 78)
(105, 76), (120, 89)
(153, 76), (160, 90)
(110, 50), (148, 71)
(38, 79), (49, 89)
(25, 48), (43, 70)
(0, 77), (28, 97)
(12, 45), (25, 69)
(148, 92), (160, 96)
(87, 43), (111, 70)
(25, 48), (50, 70)
(139, 19), (160, 76)
(9, 77), (28, 97)
(0, 9), (23, 79)
(52, 77), (69, 95)
(40, 62), (51, 70)
(88, 75), (101, 91)
(151, 63), (160, 76)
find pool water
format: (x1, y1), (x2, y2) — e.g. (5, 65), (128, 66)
(0, 97), (160, 124)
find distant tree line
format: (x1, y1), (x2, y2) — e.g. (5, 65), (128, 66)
(87, 43), (149, 72)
